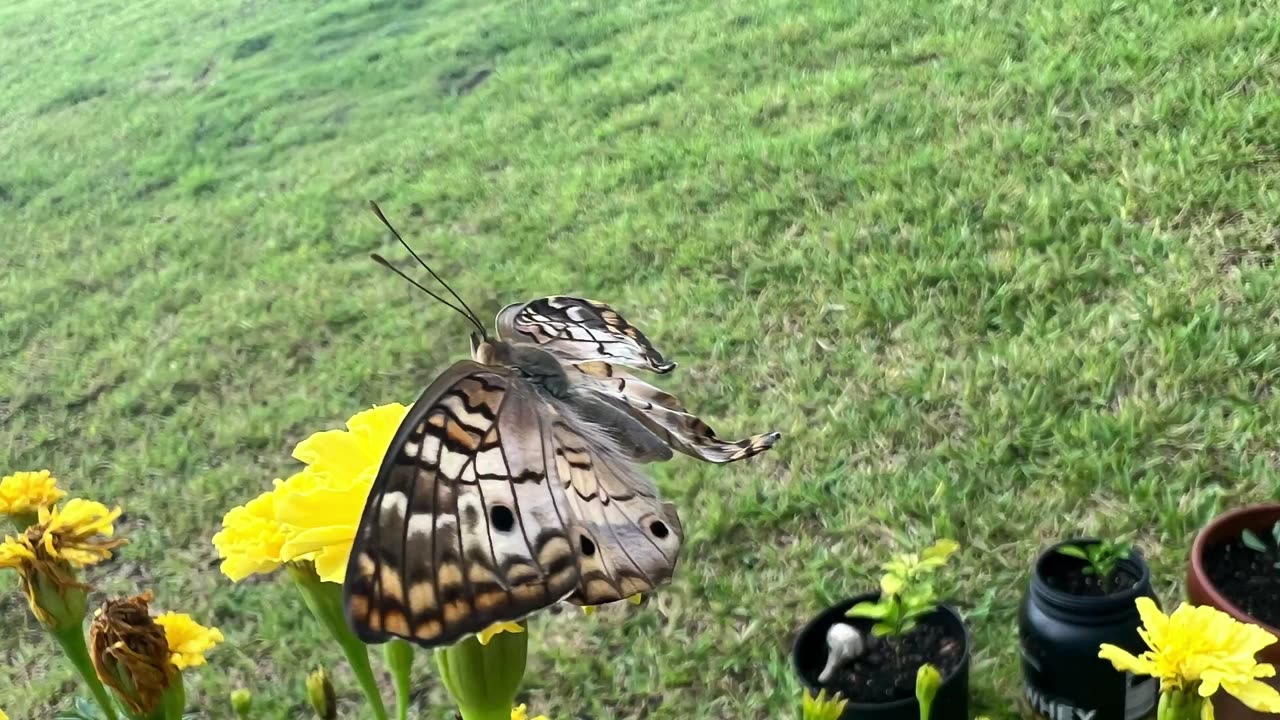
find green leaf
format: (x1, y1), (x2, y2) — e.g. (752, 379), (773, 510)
(1242, 529), (1268, 553)
(881, 573), (905, 596)
(1057, 545), (1090, 560)
(1271, 521), (1280, 547)
(871, 622), (895, 637)
(847, 601), (892, 619)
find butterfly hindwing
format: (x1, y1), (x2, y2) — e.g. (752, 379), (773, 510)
(496, 296), (675, 373)
(344, 361), (580, 647)
(544, 419), (684, 605)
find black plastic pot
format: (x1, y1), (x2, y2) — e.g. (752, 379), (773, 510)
(792, 593), (971, 720)
(1019, 539), (1160, 720)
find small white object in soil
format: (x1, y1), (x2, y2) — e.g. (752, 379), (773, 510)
(819, 623), (866, 684)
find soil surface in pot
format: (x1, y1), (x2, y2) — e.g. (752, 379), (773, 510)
(1041, 551), (1138, 596)
(826, 614), (964, 704)
(1204, 538), (1280, 629)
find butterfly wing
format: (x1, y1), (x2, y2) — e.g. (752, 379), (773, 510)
(543, 417), (683, 604)
(570, 360), (781, 464)
(344, 359), (686, 645)
(344, 361), (580, 647)
(495, 296), (676, 373)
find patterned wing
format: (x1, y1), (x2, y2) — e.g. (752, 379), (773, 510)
(343, 360), (689, 644)
(544, 417), (684, 605)
(344, 361), (580, 647)
(496, 296), (675, 373)
(571, 361), (781, 464)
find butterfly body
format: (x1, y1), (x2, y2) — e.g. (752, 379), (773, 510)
(344, 294), (780, 648)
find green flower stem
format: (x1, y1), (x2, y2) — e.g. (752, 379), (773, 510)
(157, 671), (186, 720)
(1156, 688), (1204, 720)
(456, 706), (511, 720)
(51, 625), (120, 720)
(288, 563), (389, 720)
(384, 639), (414, 720)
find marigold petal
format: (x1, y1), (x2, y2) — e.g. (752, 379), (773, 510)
(477, 621), (523, 645)
(1221, 679), (1280, 713)
(155, 612), (224, 670)
(1133, 597), (1169, 650)
(212, 490), (285, 582)
(0, 537), (35, 568)
(1099, 644), (1155, 677)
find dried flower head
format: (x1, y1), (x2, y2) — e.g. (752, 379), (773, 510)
(90, 591), (175, 717)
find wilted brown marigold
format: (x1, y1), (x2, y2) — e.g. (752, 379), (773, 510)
(89, 591), (175, 717)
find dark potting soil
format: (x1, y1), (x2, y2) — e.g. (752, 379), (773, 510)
(1204, 538), (1280, 629)
(1042, 556), (1139, 597)
(826, 616), (964, 704)
(1045, 565), (1139, 596)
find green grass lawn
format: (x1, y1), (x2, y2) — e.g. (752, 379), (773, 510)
(3, 0), (1279, 716)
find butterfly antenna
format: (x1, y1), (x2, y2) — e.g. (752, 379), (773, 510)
(370, 253), (488, 336)
(368, 201), (488, 337)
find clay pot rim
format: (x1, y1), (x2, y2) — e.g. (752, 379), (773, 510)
(790, 592), (971, 711)
(1190, 503), (1280, 637)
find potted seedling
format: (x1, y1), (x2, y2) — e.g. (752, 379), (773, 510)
(791, 539), (970, 720)
(1019, 537), (1159, 720)
(1188, 504), (1280, 720)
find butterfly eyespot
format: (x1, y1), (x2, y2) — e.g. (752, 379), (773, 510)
(490, 505), (515, 533)
(649, 521), (670, 539)
(579, 535), (597, 556)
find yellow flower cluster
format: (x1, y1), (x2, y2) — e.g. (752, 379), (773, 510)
(213, 403), (409, 583)
(0, 470), (66, 516)
(1100, 598), (1280, 717)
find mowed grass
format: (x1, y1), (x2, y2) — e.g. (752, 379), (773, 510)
(2, 0), (1280, 716)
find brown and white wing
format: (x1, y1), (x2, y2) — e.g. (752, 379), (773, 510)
(545, 417), (684, 605)
(344, 361), (580, 648)
(571, 360), (781, 464)
(495, 296), (675, 373)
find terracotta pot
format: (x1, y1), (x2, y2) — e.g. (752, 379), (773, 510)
(1187, 503), (1280, 720)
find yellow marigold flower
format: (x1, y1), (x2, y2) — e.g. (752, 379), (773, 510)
(155, 611), (224, 669)
(34, 499), (125, 567)
(478, 621), (525, 646)
(1, 708), (8, 720)
(0, 532), (88, 628)
(0, 469), (66, 516)
(511, 703), (550, 720)
(1100, 598), (1280, 716)
(212, 489), (286, 581)
(90, 592), (175, 717)
(275, 403), (410, 582)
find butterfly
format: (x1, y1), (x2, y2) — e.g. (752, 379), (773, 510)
(343, 203), (781, 648)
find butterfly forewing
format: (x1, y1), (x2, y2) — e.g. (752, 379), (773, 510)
(344, 361), (580, 647)
(496, 296), (676, 373)
(571, 361), (782, 464)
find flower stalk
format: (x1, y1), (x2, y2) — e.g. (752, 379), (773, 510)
(52, 624), (120, 720)
(287, 562), (388, 720)
(385, 639), (414, 720)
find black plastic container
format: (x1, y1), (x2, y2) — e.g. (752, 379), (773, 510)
(792, 593), (971, 720)
(1019, 540), (1160, 720)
